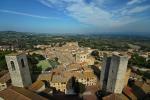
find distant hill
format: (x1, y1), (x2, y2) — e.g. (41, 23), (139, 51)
(0, 31), (150, 51)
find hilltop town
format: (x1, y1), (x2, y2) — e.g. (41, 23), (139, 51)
(0, 32), (150, 100)
(0, 0), (150, 99)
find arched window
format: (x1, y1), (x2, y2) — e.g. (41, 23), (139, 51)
(10, 61), (15, 70)
(21, 59), (25, 68)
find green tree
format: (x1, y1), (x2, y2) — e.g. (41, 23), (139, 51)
(0, 51), (13, 71)
(73, 81), (86, 94)
(129, 53), (148, 68)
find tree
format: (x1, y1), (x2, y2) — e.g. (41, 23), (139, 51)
(129, 53), (148, 68)
(145, 60), (150, 68)
(27, 54), (43, 82)
(74, 81), (85, 94)
(0, 51), (12, 71)
(91, 50), (99, 57)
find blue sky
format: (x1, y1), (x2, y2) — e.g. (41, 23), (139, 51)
(0, 0), (150, 34)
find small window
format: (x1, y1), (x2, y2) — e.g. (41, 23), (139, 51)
(87, 78), (89, 81)
(21, 59), (25, 68)
(10, 61), (15, 70)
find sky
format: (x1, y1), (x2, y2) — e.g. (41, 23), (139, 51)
(0, 0), (150, 34)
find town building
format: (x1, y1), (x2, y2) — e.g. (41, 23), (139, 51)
(37, 72), (73, 94)
(0, 45), (15, 51)
(100, 53), (129, 94)
(0, 72), (11, 91)
(5, 53), (32, 87)
(124, 68), (131, 86)
(75, 51), (88, 63)
(100, 55), (111, 91)
(37, 63), (97, 94)
(75, 51), (95, 65)
(50, 73), (72, 94)
(29, 81), (46, 93)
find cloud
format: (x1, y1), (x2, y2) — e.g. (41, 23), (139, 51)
(0, 9), (58, 19)
(38, 0), (53, 8)
(111, 16), (139, 27)
(116, 4), (150, 16)
(127, 0), (146, 5)
(38, 0), (149, 28)
(66, 1), (112, 27)
(38, 0), (113, 27)
(128, 5), (150, 14)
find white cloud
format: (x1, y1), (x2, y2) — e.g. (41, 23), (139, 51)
(128, 5), (150, 14)
(38, 0), (53, 8)
(0, 9), (58, 19)
(112, 16), (139, 27)
(38, 0), (149, 28)
(66, 1), (112, 27)
(127, 0), (146, 5)
(38, 0), (112, 27)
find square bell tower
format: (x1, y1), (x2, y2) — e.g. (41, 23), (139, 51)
(5, 53), (32, 87)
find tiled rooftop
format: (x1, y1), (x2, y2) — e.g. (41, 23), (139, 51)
(0, 72), (10, 83)
(0, 86), (48, 100)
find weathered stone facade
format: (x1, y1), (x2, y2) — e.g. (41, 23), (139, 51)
(100, 54), (128, 94)
(5, 53), (32, 87)
(100, 56), (111, 91)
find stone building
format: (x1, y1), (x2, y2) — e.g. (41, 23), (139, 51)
(100, 56), (112, 91)
(29, 80), (46, 93)
(0, 45), (14, 51)
(50, 74), (71, 94)
(100, 53), (129, 94)
(124, 68), (131, 86)
(0, 72), (11, 91)
(75, 51), (95, 65)
(5, 53), (32, 87)
(37, 72), (73, 94)
(37, 63), (97, 94)
(76, 52), (88, 63)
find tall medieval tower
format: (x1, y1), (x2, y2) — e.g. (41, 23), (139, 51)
(5, 53), (32, 87)
(100, 53), (128, 94)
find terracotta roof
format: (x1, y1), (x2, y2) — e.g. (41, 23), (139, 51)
(0, 72), (10, 83)
(134, 81), (144, 87)
(0, 86), (48, 100)
(51, 74), (70, 83)
(38, 73), (52, 81)
(122, 86), (137, 100)
(71, 72), (95, 79)
(38, 64), (96, 84)
(28, 81), (45, 91)
(6, 52), (24, 56)
(141, 83), (150, 93)
(0, 70), (8, 77)
(133, 81), (150, 96)
(103, 93), (128, 100)
(42, 88), (53, 94)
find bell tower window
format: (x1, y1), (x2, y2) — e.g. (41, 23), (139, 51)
(10, 61), (15, 70)
(21, 59), (25, 68)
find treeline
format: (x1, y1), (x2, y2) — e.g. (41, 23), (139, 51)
(0, 31), (150, 51)
(129, 53), (150, 68)
(0, 51), (14, 71)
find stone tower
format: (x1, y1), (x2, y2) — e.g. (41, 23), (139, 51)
(100, 53), (128, 94)
(100, 55), (111, 91)
(5, 53), (32, 87)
